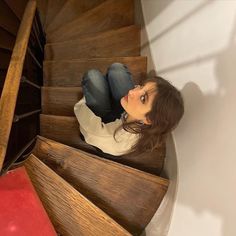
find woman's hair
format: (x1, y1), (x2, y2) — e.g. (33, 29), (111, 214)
(115, 76), (184, 154)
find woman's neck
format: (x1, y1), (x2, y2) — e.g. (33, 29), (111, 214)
(126, 114), (136, 123)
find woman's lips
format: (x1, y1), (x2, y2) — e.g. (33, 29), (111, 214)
(124, 95), (128, 102)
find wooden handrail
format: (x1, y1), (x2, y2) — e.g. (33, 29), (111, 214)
(0, 0), (37, 171)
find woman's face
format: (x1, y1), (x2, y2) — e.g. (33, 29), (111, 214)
(120, 82), (157, 124)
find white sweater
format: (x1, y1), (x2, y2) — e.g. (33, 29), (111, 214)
(74, 97), (139, 156)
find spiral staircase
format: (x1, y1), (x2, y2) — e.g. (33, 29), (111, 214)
(0, 1), (169, 235)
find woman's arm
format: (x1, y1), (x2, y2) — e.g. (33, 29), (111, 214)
(74, 97), (121, 137)
(74, 97), (138, 155)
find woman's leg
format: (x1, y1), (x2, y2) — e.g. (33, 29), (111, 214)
(107, 62), (135, 101)
(106, 63), (135, 119)
(82, 69), (112, 118)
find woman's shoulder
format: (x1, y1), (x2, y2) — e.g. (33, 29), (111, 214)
(115, 127), (140, 142)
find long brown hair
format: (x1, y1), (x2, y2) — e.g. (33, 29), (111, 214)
(115, 76), (184, 154)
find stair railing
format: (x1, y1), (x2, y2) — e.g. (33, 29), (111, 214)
(0, 0), (43, 172)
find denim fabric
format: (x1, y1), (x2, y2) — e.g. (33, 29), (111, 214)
(82, 63), (135, 123)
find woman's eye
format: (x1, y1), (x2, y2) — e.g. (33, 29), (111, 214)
(140, 94), (146, 104)
(135, 85), (143, 89)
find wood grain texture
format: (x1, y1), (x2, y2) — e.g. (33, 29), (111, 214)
(33, 136), (169, 235)
(41, 87), (83, 116)
(24, 154), (131, 236)
(44, 0), (66, 29)
(0, 0), (36, 170)
(45, 25), (140, 60)
(43, 56), (147, 87)
(46, 0), (105, 34)
(40, 114), (82, 147)
(35, 0), (48, 26)
(48, 0), (134, 43)
(40, 114), (106, 155)
(40, 114), (166, 175)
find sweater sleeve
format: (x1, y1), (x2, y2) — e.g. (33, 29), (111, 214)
(74, 97), (121, 137)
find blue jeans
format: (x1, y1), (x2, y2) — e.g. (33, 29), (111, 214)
(82, 63), (135, 123)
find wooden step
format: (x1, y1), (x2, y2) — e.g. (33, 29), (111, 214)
(24, 154), (131, 236)
(0, 27), (15, 51)
(4, 0), (28, 20)
(0, 0), (20, 36)
(36, 0), (48, 26)
(45, 25), (140, 60)
(46, 0), (105, 34)
(41, 87), (82, 116)
(40, 114), (166, 175)
(43, 56), (147, 87)
(44, 0), (66, 29)
(40, 114), (81, 147)
(47, 0), (134, 43)
(33, 136), (169, 235)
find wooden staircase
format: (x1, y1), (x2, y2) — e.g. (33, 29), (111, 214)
(43, 56), (147, 86)
(32, 136), (168, 234)
(46, 0), (134, 42)
(21, 0), (169, 235)
(25, 154), (131, 236)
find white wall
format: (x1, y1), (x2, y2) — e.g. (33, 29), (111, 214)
(139, 0), (236, 236)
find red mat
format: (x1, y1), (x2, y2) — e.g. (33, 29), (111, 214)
(0, 166), (57, 236)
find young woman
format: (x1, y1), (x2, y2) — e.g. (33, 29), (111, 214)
(74, 63), (184, 156)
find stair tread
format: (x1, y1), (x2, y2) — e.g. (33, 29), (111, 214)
(41, 86), (82, 116)
(35, 0), (48, 25)
(24, 154), (131, 236)
(43, 56), (147, 87)
(45, 25), (140, 60)
(0, 1), (20, 36)
(4, 0), (28, 20)
(46, 0), (105, 34)
(40, 114), (81, 147)
(33, 136), (168, 234)
(40, 114), (166, 175)
(47, 0), (134, 43)
(44, 0), (66, 29)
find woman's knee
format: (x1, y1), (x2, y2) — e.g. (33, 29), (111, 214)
(108, 62), (126, 71)
(107, 63), (131, 82)
(82, 69), (103, 84)
(82, 68), (109, 101)
(107, 63), (134, 100)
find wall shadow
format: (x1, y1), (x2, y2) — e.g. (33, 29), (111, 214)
(176, 34), (236, 236)
(136, 1), (236, 236)
(135, 0), (173, 26)
(141, 0), (214, 50)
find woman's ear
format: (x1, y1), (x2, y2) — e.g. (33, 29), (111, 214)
(144, 117), (152, 125)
